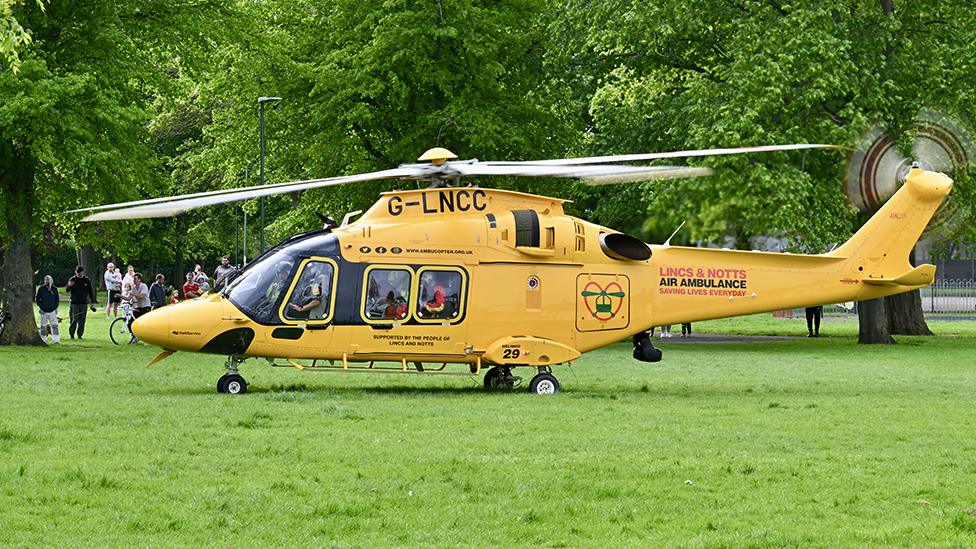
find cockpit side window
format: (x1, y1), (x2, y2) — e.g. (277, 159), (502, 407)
(362, 267), (413, 322)
(415, 267), (466, 324)
(280, 259), (336, 324)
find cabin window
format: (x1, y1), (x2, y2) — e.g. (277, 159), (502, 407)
(414, 267), (466, 324)
(279, 259), (336, 324)
(362, 267), (413, 322)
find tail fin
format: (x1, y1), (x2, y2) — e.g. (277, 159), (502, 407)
(828, 168), (952, 285)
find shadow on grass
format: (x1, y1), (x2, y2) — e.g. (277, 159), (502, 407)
(146, 379), (878, 400)
(152, 381), (490, 397)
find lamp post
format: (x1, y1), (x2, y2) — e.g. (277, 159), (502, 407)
(258, 96), (283, 252)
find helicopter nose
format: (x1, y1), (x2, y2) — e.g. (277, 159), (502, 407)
(132, 307), (172, 348)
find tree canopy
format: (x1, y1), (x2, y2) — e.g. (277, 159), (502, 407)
(2, 0), (975, 345)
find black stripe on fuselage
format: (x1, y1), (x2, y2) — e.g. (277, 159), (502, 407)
(237, 232), (469, 327)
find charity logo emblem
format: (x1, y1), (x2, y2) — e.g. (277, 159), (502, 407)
(527, 275), (541, 290)
(580, 281), (625, 321)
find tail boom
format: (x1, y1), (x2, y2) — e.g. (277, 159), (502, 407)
(640, 168), (951, 328)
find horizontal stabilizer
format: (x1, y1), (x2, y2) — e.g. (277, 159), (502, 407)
(863, 264), (936, 287)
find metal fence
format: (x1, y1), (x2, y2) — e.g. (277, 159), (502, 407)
(920, 279), (976, 314)
(776, 280), (976, 319)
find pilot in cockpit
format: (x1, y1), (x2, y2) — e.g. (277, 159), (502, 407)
(287, 264), (329, 320)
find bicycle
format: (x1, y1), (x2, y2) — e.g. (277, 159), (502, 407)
(109, 302), (136, 345)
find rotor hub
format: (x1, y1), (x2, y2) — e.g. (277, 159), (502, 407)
(418, 147), (458, 166)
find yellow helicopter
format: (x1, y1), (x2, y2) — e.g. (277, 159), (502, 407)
(71, 145), (952, 394)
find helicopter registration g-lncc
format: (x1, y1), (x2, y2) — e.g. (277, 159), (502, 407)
(72, 145), (952, 394)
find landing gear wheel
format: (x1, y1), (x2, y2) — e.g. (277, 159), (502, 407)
(483, 366), (515, 390)
(529, 372), (560, 395)
(217, 374), (248, 395)
(217, 374), (228, 393)
(109, 317), (129, 346)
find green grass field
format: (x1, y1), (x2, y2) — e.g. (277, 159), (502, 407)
(2, 307), (975, 547)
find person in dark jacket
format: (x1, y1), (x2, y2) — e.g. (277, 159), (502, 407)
(806, 305), (823, 337)
(149, 274), (173, 309)
(65, 265), (97, 339)
(35, 275), (61, 344)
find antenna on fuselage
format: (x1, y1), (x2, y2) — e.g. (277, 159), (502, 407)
(315, 213), (339, 231)
(341, 210), (363, 227)
(663, 221), (686, 247)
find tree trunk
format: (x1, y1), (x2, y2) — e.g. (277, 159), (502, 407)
(858, 298), (895, 344)
(174, 244), (185, 299)
(0, 143), (43, 346)
(77, 245), (100, 294)
(884, 248), (933, 335)
(885, 289), (933, 335)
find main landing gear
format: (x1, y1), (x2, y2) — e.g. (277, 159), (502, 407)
(632, 332), (663, 363)
(484, 366), (560, 395)
(217, 356), (248, 395)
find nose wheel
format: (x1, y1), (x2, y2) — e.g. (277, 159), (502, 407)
(217, 374), (248, 394)
(218, 356), (248, 395)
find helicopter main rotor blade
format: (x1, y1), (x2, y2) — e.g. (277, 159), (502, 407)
(448, 162), (711, 183)
(80, 167), (422, 222)
(482, 143), (842, 166)
(582, 166), (712, 185)
(70, 167), (428, 216)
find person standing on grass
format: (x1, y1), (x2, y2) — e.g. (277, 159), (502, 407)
(212, 255), (238, 292)
(194, 264), (211, 293)
(183, 272), (201, 300)
(122, 265), (135, 292)
(127, 273), (152, 343)
(681, 322), (692, 337)
(149, 274), (172, 310)
(121, 265), (135, 303)
(806, 305), (823, 337)
(35, 275), (61, 344)
(104, 262), (122, 319)
(65, 266), (96, 340)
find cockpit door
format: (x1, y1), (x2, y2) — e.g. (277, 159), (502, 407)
(275, 257), (339, 348)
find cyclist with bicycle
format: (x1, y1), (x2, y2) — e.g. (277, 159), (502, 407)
(127, 273), (152, 343)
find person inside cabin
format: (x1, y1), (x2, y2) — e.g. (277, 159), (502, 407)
(422, 282), (447, 318)
(417, 271), (461, 320)
(286, 264), (330, 320)
(265, 262), (292, 305)
(364, 269), (409, 320)
(381, 291), (407, 319)
(287, 287), (322, 320)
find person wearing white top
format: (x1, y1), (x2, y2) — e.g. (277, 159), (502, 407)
(121, 265), (135, 300)
(104, 263), (123, 318)
(193, 264), (211, 293)
(127, 273), (152, 343)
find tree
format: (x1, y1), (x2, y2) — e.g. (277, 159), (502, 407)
(0, 1), (241, 345)
(188, 0), (577, 244)
(0, 0), (43, 72)
(569, 0), (975, 342)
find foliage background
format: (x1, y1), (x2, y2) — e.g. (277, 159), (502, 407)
(2, 1), (974, 318)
